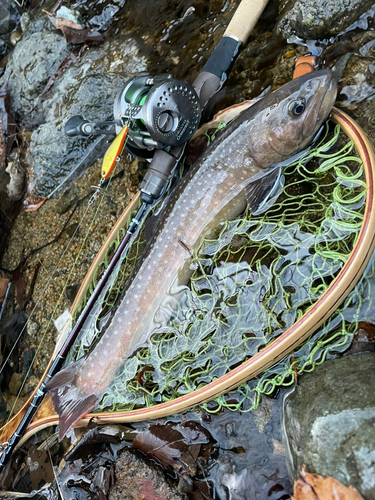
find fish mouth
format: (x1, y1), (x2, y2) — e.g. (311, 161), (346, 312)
(302, 70), (337, 138)
(317, 72), (337, 122)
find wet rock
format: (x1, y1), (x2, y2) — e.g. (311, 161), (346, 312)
(276, 0), (375, 40)
(73, 0), (126, 31)
(282, 353), (375, 499)
(109, 449), (184, 500)
(0, 0), (20, 36)
(0, 30), (69, 121)
(0, 37), (9, 59)
(6, 154), (26, 201)
(203, 400), (292, 500)
(0, 396), (7, 422)
(8, 371), (23, 395)
(337, 55), (375, 108)
(22, 348), (35, 372)
(55, 6), (84, 26)
(318, 31), (375, 107)
(20, 12), (30, 33)
(27, 32), (148, 197)
(66, 283), (80, 302)
(55, 186), (80, 214)
(345, 83), (375, 151)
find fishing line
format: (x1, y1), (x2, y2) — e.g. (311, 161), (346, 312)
(0, 135), (129, 434)
(1, 190), (107, 435)
(0, 194), (89, 275)
(0, 200), (91, 375)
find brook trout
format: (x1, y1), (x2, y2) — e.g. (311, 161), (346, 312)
(47, 70), (337, 438)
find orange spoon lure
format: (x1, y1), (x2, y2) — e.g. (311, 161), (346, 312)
(101, 125), (129, 179)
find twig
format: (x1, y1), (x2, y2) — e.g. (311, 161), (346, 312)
(47, 448), (64, 500)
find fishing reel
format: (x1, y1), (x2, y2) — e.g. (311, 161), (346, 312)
(65, 74), (202, 159)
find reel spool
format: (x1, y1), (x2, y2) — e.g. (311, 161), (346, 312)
(113, 74), (201, 158)
(65, 74), (202, 160)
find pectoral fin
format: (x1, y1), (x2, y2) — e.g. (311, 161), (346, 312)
(245, 166), (284, 215)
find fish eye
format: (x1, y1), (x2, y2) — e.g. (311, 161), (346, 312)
(289, 100), (306, 117)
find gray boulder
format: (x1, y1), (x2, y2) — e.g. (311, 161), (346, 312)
(282, 353), (375, 498)
(0, 0), (20, 36)
(276, 0), (375, 40)
(0, 37), (8, 59)
(0, 30), (70, 120)
(0, 0), (21, 58)
(26, 32), (148, 197)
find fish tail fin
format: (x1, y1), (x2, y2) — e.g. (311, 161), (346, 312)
(46, 358), (98, 441)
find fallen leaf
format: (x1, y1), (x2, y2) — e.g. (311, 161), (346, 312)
(0, 277), (10, 303)
(292, 465), (365, 500)
(23, 195), (47, 212)
(132, 421), (211, 476)
(60, 26), (104, 44)
(55, 17), (84, 30)
(344, 322), (375, 355)
(44, 9), (104, 44)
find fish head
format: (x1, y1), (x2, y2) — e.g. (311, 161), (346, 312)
(247, 69), (337, 168)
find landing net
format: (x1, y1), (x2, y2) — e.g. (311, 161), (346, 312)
(71, 122), (369, 413)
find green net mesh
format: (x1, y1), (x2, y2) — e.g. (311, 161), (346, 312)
(71, 121), (369, 414)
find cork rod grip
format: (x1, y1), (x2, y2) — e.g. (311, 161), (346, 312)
(224, 0), (268, 44)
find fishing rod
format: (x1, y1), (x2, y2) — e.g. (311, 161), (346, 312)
(0, 0), (269, 472)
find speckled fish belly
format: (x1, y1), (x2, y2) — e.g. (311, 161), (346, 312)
(46, 70), (337, 439)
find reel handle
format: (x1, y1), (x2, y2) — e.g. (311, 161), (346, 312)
(64, 115), (92, 137)
(65, 116), (118, 137)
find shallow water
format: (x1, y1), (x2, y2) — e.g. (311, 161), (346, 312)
(2, 0), (375, 496)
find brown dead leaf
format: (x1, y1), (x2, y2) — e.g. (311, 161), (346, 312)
(55, 17), (84, 30)
(0, 276), (10, 303)
(292, 465), (365, 500)
(23, 195), (47, 212)
(44, 10), (104, 44)
(132, 422), (211, 476)
(60, 26), (104, 45)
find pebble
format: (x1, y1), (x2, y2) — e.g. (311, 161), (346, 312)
(8, 372), (23, 396)
(109, 449), (184, 500)
(1, 156), (134, 382)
